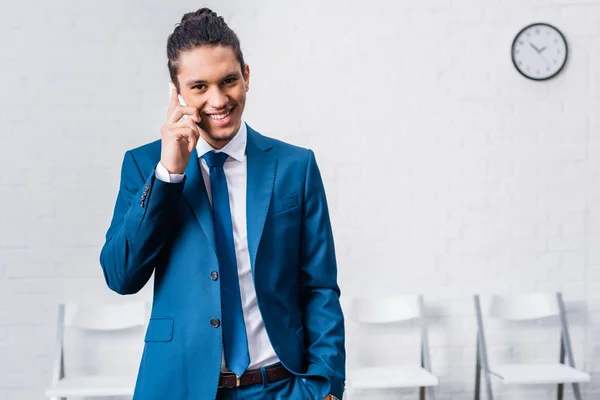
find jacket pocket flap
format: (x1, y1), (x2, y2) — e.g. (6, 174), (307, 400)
(274, 193), (298, 214)
(144, 317), (174, 342)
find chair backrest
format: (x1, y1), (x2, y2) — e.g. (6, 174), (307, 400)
(348, 294), (422, 324)
(63, 301), (149, 331)
(50, 301), (149, 385)
(474, 292), (578, 376)
(487, 293), (559, 321)
(345, 294), (434, 373)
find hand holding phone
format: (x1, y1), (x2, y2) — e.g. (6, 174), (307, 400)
(159, 83), (202, 174)
(168, 81), (192, 120)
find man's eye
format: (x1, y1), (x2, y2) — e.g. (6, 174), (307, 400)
(223, 78), (236, 84)
(193, 85), (206, 90)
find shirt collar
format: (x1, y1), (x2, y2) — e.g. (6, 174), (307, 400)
(196, 120), (247, 162)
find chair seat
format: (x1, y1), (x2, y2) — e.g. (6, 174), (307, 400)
(45, 375), (136, 397)
(347, 365), (439, 389)
(491, 363), (590, 385)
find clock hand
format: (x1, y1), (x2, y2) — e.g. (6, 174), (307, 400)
(539, 46), (547, 53)
(525, 41), (549, 65)
(529, 42), (541, 53)
(537, 51), (550, 67)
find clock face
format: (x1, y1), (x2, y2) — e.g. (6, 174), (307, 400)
(511, 23), (568, 81)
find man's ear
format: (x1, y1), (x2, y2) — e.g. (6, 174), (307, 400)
(243, 64), (250, 91)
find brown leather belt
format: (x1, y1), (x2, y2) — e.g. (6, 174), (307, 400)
(218, 362), (292, 389)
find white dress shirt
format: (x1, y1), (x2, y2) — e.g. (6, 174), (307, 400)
(155, 121), (280, 372)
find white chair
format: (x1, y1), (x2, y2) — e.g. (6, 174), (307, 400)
(473, 293), (589, 400)
(45, 302), (149, 400)
(345, 294), (438, 400)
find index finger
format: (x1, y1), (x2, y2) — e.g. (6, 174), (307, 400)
(168, 105), (200, 124)
(167, 87), (178, 115)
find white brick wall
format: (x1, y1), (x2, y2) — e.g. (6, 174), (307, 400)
(1, 0), (600, 398)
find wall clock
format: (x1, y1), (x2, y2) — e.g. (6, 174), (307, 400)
(511, 22), (568, 81)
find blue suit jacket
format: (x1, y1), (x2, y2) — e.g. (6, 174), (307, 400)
(99, 124), (345, 399)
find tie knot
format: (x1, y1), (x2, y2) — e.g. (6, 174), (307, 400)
(202, 151), (229, 168)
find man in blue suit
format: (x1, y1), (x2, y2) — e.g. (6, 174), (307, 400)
(99, 7), (345, 400)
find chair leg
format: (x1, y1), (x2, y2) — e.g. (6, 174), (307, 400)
(478, 335), (494, 400)
(484, 370), (493, 400)
(557, 330), (565, 400)
(475, 341), (481, 400)
(557, 383), (564, 400)
(572, 383), (582, 400)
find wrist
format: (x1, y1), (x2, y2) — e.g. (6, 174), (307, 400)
(159, 161), (184, 175)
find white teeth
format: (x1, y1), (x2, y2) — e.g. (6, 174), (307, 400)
(209, 110), (231, 120)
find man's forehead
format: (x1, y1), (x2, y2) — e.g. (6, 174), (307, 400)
(178, 46), (240, 82)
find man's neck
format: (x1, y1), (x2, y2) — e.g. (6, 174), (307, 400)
(200, 120), (243, 150)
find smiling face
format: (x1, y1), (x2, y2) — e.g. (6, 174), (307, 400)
(175, 45), (250, 149)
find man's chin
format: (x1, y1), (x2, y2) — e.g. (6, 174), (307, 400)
(207, 120), (241, 136)
(202, 128), (237, 147)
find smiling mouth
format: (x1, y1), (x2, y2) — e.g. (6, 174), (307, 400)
(206, 106), (235, 120)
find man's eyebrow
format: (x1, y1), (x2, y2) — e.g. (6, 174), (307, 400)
(185, 73), (240, 86)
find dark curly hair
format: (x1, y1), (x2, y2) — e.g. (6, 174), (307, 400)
(166, 8), (245, 91)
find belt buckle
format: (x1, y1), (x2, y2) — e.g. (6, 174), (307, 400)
(218, 373), (241, 389)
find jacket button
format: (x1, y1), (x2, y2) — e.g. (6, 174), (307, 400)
(210, 271), (218, 281)
(210, 318), (220, 328)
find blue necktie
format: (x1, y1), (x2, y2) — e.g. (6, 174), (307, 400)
(202, 151), (250, 376)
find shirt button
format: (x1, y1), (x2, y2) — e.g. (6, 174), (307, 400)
(210, 271), (219, 281)
(210, 318), (220, 328)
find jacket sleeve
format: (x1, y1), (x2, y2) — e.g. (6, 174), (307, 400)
(99, 150), (185, 295)
(298, 149), (346, 399)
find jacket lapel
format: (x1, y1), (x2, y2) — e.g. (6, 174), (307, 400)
(246, 126), (277, 274)
(182, 149), (217, 254)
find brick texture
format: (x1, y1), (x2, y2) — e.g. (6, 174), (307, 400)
(1, 0), (600, 399)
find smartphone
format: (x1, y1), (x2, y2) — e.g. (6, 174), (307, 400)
(168, 81), (192, 120)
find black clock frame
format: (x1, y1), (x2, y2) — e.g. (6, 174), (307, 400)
(511, 22), (568, 81)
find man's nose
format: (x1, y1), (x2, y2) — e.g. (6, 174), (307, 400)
(207, 88), (228, 110)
